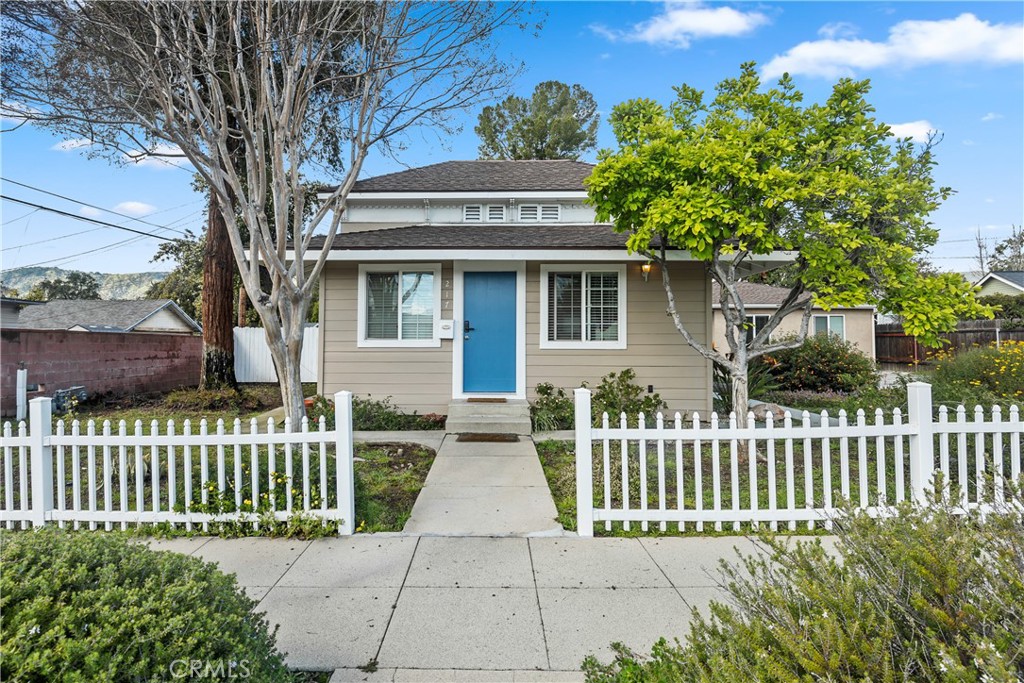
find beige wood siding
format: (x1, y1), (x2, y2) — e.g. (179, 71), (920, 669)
(527, 262), (712, 416)
(319, 262), (454, 414)
(134, 307), (194, 333)
(320, 260), (713, 416)
(712, 307), (876, 359)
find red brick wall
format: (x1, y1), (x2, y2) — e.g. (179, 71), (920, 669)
(1, 329), (201, 415)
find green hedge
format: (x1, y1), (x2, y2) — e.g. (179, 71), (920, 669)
(0, 529), (293, 681)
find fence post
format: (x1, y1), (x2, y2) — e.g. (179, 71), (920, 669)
(907, 382), (934, 506)
(28, 397), (54, 528)
(334, 391), (355, 536)
(574, 388), (594, 537)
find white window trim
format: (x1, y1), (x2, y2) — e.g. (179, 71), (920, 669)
(539, 264), (627, 350)
(812, 313), (846, 341)
(357, 263), (442, 348)
(745, 314), (772, 343)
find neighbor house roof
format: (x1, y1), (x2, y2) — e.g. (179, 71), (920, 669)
(976, 271), (1024, 291)
(347, 160), (595, 193)
(711, 282), (874, 310)
(17, 299), (201, 333)
(309, 223), (644, 251)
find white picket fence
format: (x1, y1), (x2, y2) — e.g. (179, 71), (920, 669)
(234, 326), (318, 383)
(0, 392), (354, 534)
(574, 382), (1023, 536)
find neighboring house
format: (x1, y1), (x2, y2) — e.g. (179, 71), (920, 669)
(711, 282), (876, 359)
(975, 271), (1024, 298)
(0, 297), (42, 329)
(1, 299), (201, 416)
(308, 160), (791, 418)
(15, 299), (201, 334)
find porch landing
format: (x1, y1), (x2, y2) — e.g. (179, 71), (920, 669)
(402, 434), (564, 536)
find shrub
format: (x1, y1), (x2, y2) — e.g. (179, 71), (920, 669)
(531, 383), (575, 431)
(163, 387), (268, 413)
(763, 334), (877, 394)
(306, 395), (446, 431)
(930, 341), (1024, 404)
(583, 497), (1024, 682)
(0, 529), (293, 681)
(590, 369), (666, 425)
(712, 361), (779, 415)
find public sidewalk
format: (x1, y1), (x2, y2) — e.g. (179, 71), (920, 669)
(146, 534), (836, 682)
(402, 436), (563, 536)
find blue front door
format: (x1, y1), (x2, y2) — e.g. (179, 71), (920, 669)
(463, 271), (516, 393)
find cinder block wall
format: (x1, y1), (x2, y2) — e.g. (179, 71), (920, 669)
(0, 329), (201, 416)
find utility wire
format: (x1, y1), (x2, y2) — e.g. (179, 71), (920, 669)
(1, 176), (191, 235)
(0, 195), (176, 241)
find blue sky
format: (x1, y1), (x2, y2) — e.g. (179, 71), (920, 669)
(1, 1), (1021, 276)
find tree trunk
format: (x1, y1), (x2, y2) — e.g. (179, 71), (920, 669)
(237, 285), (248, 327)
(731, 371), (750, 427)
(200, 191), (237, 390)
(265, 321), (306, 424)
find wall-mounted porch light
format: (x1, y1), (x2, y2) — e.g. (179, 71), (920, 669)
(641, 262), (653, 282)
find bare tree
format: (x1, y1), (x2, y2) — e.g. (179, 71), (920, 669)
(3, 1), (529, 420)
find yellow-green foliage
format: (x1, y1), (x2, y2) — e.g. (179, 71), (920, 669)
(932, 341), (1024, 403)
(583, 499), (1024, 682)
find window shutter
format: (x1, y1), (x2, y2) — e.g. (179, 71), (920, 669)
(519, 205), (539, 222)
(464, 205), (482, 222)
(540, 204), (560, 222)
(487, 204), (506, 222)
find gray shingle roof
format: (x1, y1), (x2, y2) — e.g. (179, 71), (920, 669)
(711, 282), (813, 307)
(17, 299), (200, 332)
(350, 160), (594, 193)
(311, 223), (665, 251)
(991, 271), (1024, 287)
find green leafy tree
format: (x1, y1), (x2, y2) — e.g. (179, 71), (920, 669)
(476, 80), (598, 160)
(26, 271), (101, 300)
(989, 225), (1024, 272)
(587, 63), (991, 421)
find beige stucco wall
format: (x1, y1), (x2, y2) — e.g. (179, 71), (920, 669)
(319, 260), (712, 416)
(978, 279), (1024, 298)
(711, 307), (876, 359)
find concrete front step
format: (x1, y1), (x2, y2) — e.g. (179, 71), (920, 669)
(445, 399), (532, 434)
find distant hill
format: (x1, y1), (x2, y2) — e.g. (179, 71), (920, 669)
(0, 267), (168, 300)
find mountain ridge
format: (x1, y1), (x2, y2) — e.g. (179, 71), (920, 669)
(0, 266), (168, 300)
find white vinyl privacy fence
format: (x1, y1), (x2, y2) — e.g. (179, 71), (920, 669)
(0, 392), (354, 534)
(574, 383), (1023, 536)
(234, 326), (318, 383)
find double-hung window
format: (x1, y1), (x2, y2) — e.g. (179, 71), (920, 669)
(358, 264), (442, 347)
(540, 265), (626, 349)
(744, 314), (771, 344)
(813, 314), (845, 340)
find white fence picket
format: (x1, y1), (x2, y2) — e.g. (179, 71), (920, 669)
(573, 383), (1023, 536)
(0, 394), (356, 534)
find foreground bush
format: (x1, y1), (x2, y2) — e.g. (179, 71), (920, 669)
(530, 369), (667, 430)
(762, 334), (877, 394)
(0, 529), (293, 681)
(583, 498), (1024, 682)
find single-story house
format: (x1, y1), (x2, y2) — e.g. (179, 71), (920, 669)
(711, 282), (876, 359)
(14, 299), (200, 334)
(975, 271), (1024, 297)
(307, 160), (791, 424)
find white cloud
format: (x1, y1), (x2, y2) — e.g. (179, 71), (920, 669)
(763, 13), (1023, 79)
(51, 138), (95, 152)
(985, 197), (995, 204)
(590, 1), (768, 49)
(123, 143), (191, 170)
(79, 206), (102, 218)
(818, 22), (858, 39)
(981, 112), (1003, 122)
(0, 102), (40, 127)
(962, 139), (975, 146)
(887, 120), (937, 143)
(113, 201), (157, 217)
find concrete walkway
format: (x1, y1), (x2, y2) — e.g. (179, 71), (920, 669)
(147, 535), (836, 681)
(402, 436), (563, 536)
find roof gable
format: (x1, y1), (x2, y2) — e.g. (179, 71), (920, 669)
(349, 160), (595, 193)
(977, 271), (1024, 291)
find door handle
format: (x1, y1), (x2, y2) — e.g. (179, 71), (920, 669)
(464, 320), (475, 332)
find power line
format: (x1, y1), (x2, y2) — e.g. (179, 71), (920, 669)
(1, 177), (191, 235)
(2, 227), (105, 252)
(0, 195), (176, 241)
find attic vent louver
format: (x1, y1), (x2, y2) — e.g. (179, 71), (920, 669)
(464, 205), (482, 222)
(518, 205), (539, 222)
(487, 204), (506, 222)
(540, 205), (560, 222)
